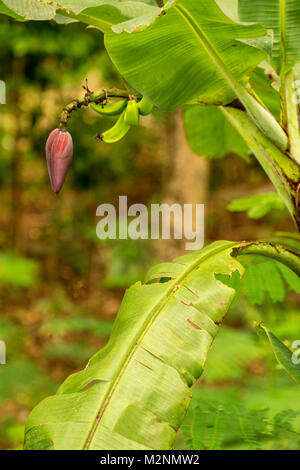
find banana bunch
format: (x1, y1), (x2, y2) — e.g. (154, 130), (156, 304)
(137, 96), (154, 116)
(90, 99), (127, 116)
(96, 97), (154, 144)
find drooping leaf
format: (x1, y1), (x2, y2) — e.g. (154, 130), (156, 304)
(183, 105), (249, 159)
(54, 0), (157, 15)
(1, 0), (160, 31)
(58, 0), (160, 32)
(259, 325), (300, 385)
(23, 241), (300, 450)
(105, 0), (267, 110)
(239, 0), (300, 70)
(24, 241), (243, 450)
(0, 0), (25, 19)
(2, 0), (56, 19)
(265, 232), (300, 254)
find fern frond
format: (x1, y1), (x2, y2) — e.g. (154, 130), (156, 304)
(182, 404), (300, 450)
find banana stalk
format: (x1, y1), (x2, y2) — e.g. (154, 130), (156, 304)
(221, 106), (300, 229)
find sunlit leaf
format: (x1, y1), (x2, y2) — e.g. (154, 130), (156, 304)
(2, 0), (159, 31)
(3, 0), (55, 19)
(105, 0), (266, 110)
(239, 0), (300, 69)
(0, 0), (25, 19)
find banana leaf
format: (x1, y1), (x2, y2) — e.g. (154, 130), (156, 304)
(24, 240), (300, 450)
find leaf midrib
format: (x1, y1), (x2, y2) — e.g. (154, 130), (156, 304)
(84, 241), (237, 449)
(175, 2), (239, 95)
(280, 0), (286, 70)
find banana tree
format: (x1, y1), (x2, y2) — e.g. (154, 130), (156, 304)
(1, 0), (300, 450)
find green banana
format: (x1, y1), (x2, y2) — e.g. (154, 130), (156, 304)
(99, 110), (131, 143)
(90, 99), (127, 116)
(124, 99), (140, 126)
(138, 96), (154, 116)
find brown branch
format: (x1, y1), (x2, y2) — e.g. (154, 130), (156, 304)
(59, 87), (140, 129)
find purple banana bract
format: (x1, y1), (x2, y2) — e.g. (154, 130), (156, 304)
(45, 128), (73, 194)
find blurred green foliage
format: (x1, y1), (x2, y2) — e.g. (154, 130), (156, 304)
(176, 305), (300, 450)
(0, 252), (38, 287)
(228, 193), (285, 219)
(0, 14), (299, 450)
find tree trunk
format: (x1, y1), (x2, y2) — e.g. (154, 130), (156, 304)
(156, 109), (210, 260)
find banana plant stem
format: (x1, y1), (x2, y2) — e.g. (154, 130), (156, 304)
(221, 106), (300, 231)
(284, 69), (300, 164)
